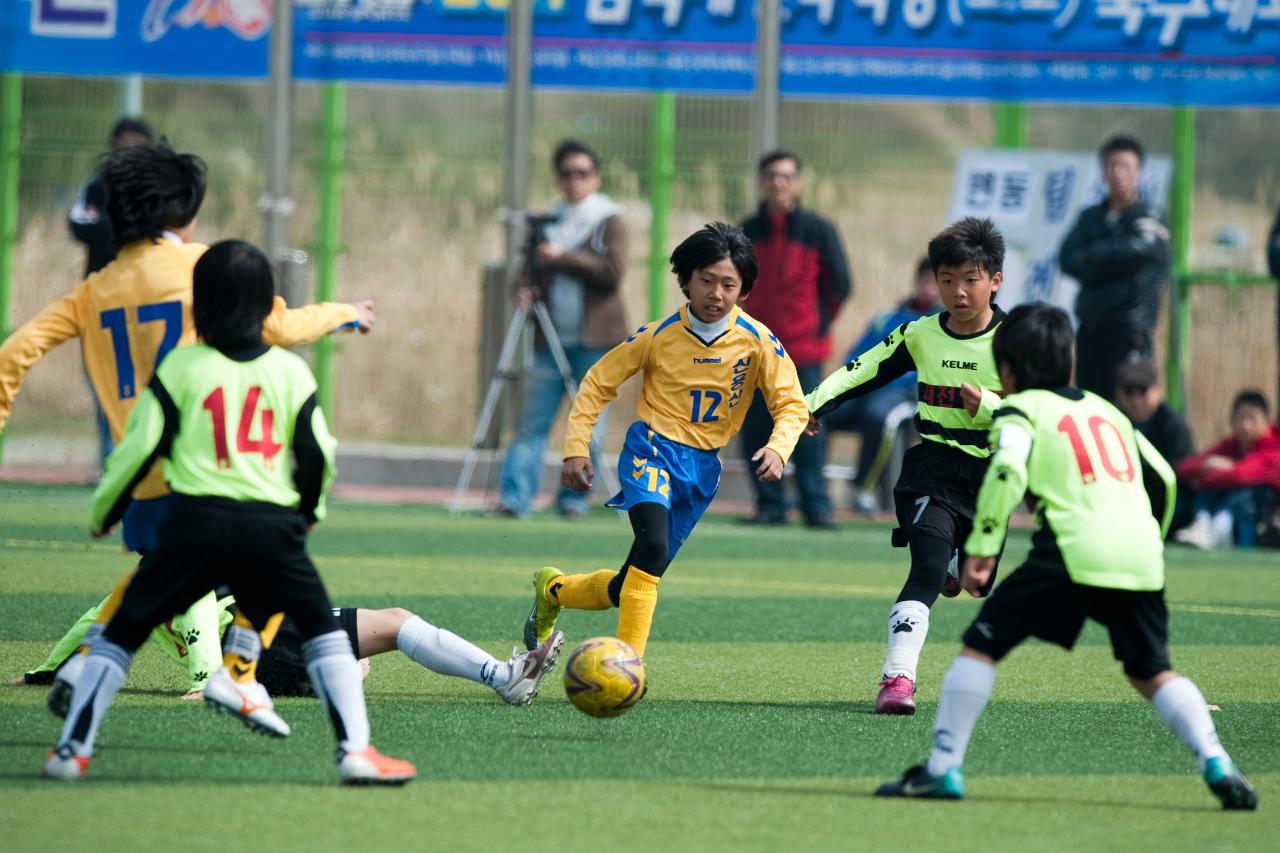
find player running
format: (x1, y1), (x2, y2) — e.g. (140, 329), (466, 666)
(523, 222), (808, 660)
(43, 239), (413, 785)
(805, 217), (1007, 714)
(0, 141), (371, 719)
(876, 303), (1257, 810)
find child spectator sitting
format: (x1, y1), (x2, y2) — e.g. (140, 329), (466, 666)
(1174, 390), (1280, 549)
(1113, 358), (1194, 535)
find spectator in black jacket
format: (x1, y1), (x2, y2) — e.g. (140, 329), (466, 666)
(1114, 358), (1194, 535)
(1268, 206), (1279, 407)
(69, 117), (154, 276)
(1060, 135), (1171, 401)
(739, 150), (852, 528)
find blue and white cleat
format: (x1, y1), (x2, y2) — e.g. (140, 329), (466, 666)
(875, 764), (965, 800)
(1203, 756), (1258, 810)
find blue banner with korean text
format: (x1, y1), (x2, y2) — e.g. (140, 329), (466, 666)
(3, 1), (1277, 105)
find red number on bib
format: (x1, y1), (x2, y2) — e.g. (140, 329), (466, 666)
(202, 386), (283, 470)
(1056, 414), (1135, 485)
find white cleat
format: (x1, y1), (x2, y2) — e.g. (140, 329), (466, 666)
(42, 746), (89, 781)
(338, 746), (416, 786)
(203, 667), (291, 738)
(494, 629), (566, 706)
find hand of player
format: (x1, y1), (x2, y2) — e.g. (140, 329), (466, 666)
(561, 456), (593, 491)
(180, 690), (204, 702)
(804, 413), (821, 436)
(353, 300), (376, 334)
(1202, 455), (1234, 472)
(962, 555), (996, 597)
(514, 285), (534, 310)
(752, 447), (784, 481)
(535, 242), (563, 264)
(961, 383), (982, 418)
(90, 526), (112, 540)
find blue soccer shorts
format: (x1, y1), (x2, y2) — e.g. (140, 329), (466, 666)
(606, 421), (721, 561)
(122, 494), (176, 555)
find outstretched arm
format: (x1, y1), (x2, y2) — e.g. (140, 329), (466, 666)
(562, 330), (648, 460)
(963, 408), (1033, 590)
(260, 297), (365, 347)
(0, 288), (86, 434)
(806, 322), (915, 418)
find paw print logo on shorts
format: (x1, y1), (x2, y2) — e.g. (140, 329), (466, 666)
(192, 671), (208, 684)
(184, 628), (200, 645)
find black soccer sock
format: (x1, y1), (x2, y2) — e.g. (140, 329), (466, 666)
(898, 534), (952, 608)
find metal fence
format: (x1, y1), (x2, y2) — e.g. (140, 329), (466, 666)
(5, 77), (1277, 454)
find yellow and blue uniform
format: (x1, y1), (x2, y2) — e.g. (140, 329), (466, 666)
(564, 303), (808, 557)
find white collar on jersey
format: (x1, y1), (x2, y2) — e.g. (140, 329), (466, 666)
(160, 230), (184, 245)
(685, 303), (730, 344)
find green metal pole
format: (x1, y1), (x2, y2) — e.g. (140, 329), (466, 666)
(313, 82), (345, 417)
(1168, 106), (1195, 413)
(993, 102), (1027, 149)
(0, 74), (21, 465)
(647, 91), (676, 320)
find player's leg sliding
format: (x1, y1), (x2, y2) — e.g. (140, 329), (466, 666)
(47, 568), (135, 718)
(1144, 674), (1258, 810)
(391, 609), (565, 705)
(878, 535), (951, 714)
(204, 611), (291, 738)
(43, 635), (137, 781)
(303, 629), (414, 786)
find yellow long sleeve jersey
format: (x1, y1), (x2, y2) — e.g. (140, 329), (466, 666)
(0, 237), (358, 498)
(563, 304), (809, 461)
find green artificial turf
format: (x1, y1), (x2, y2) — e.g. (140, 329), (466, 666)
(0, 484), (1275, 851)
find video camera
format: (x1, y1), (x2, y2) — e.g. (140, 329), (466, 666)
(496, 208), (561, 277)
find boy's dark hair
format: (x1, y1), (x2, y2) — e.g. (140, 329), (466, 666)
(100, 141), (206, 249)
(757, 149), (801, 175)
(1232, 389), (1270, 418)
(193, 240), (275, 352)
(1100, 134), (1144, 164)
(928, 216), (1005, 277)
(109, 116), (154, 146)
(670, 222), (758, 296)
(1114, 358), (1159, 393)
(553, 139), (599, 173)
(992, 302), (1074, 392)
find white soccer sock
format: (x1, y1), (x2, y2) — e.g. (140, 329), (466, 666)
(223, 623), (262, 662)
(925, 656), (996, 777)
(81, 622), (104, 650)
(1151, 677), (1228, 771)
(303, 630), (371, 754)
(882, 600), (931, 681)
(57, 640), (132, 758)
(397, 615), (511, 687)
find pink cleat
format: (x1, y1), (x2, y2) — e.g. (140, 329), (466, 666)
(875, 675), (916, 715)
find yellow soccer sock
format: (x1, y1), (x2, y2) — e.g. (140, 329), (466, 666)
(548, 569), (616, 611)
(615, 567), (660, 658)
(223, 611), (285, 684)
(78, 568), (136, 655)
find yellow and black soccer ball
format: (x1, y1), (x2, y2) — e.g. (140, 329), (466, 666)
(562, 636), (646, 718)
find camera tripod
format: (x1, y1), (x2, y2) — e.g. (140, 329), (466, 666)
(448, 294), (620, 517)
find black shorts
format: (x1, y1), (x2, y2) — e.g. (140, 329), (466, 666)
(962, 558), (1171, 680)
(105, 497), (341, 654)
(892, 442), (1002, 563)
(257, 607), (361, 698)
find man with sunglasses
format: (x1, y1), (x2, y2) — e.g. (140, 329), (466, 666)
(496, 140), (629, 519)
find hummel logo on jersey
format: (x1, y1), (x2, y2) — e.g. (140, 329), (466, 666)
(941, 360), (979, 370)
(693, 357), (722, 364)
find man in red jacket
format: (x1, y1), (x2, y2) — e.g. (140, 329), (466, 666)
(739, 151), (851, 528)
(1174, 390), (1280, 549)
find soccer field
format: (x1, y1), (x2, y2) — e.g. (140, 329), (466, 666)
(1, 483), (1275, 852)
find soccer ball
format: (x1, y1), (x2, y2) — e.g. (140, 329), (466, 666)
(562, 636), (646, 718)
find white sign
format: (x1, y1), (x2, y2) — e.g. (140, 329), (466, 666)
(948, 148), (1172, 324)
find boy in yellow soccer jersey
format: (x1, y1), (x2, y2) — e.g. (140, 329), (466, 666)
(876, 303), (1256, 810)
(43, 240), (413, 785)
(806, 217), (1006, 715)
(0, 142), (371, 722)
(522, 223), (808, 660)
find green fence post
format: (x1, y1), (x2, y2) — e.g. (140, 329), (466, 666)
(993, 102), (1027, 149)
(1168, 106), (1195, 413)
(0, 74), (21, 466)
(647, 91), (676, 320)
(314, 81), (346, 417)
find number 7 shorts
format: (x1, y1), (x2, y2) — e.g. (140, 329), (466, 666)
(606, 421), (722, 562)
